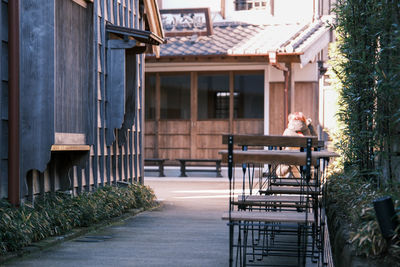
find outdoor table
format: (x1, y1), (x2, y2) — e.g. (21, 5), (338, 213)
(219, 149), (338, 193)
(220, 141), (339, 266)
(219, 149), (338, 165)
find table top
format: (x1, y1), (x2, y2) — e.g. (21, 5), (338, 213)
(222, 134), (320, 147)
(219, 149), (339, 165)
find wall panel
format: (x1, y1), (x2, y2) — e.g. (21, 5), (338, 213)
(294, 82), (318, 126)
(269, 82), (285, 135)
(159, 120), (190, 134)
(197, 121), (229, 134)
(55, 0), (92, 134)
(233, 119), (264, 135)
(17, 0), (147, 199)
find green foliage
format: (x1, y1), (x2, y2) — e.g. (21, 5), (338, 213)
(326, 169), (400, 260)
(326, 0), (400, 262)
(0, 184), (156, 255)
(331, 0), (400, 184)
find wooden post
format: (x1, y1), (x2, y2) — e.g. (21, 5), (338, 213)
(155, 72), (160, 158)
(270, 0), (275, 16)
(220, 0), (225, 19)
(290, 63), (295, 114)
(264, 65), (270, 135)
(8, 0), (20, 206)
(283, 68), (289, 128)
(284, 62), (296, 120)
(229, 71), (234, 134)
(190, 72), (197, 158)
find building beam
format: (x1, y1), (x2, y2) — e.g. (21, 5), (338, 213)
(229, 71), (234, 134)
(8, 0), (20, 206)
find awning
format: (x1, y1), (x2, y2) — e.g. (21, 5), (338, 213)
(106, 24), (165, 46)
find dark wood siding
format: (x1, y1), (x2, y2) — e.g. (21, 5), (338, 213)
(55, 0), (93, 134)
(0, 0), (8, 197)
(17, 0), (148, 199)
(20, 0), (55, 178)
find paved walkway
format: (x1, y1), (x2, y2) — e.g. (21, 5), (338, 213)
(4, 176), (230, 267)
(4, 170), (321, 267)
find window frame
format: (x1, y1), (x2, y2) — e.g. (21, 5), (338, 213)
(233, 70), (265, 119)
(234, 0), (270, 11)
(197, 71), (231, 121)
(159, 72), (191, 120)
(145, 73), (157, 121)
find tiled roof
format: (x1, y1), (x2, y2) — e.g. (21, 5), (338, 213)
(159, 23), (263, 56)
(227, 23), (305, 55)
(155, 17), (332, 58)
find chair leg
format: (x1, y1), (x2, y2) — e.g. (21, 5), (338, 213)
(229, 223), (234, 267)
(243, 224), (248, 267)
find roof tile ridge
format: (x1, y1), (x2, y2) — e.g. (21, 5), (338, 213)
(276, 22), (310, 52)
(284, 19), (327, 52)
(213, 21), (256, 28)
(227, 25), (266, 55)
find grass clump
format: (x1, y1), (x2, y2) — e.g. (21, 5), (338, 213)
(0, 183), (156, 255)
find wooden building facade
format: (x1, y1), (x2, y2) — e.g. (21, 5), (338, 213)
(0, 0), (164, 203)
(0, 0), (9, 198)
(145, 10), (331, 161)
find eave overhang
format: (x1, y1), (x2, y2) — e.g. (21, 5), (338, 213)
(146, 52), (303, 64)
(106, 24), (165, 46)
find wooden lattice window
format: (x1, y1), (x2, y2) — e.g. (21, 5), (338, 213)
(234, 73), (264, 119)
(198, 73), (230, 120)
(235, 0), (269, 11)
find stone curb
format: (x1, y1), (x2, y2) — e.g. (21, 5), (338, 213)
(0, 201), (163, 265)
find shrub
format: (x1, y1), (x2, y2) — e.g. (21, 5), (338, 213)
(0, 183), (156, 255)
(326, 169), (400, 261)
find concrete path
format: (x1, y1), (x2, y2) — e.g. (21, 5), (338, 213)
(4, 170), (321, 267)
(4, 177), (230, 267)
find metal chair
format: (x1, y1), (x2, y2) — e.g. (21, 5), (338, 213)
(221, 135), (326, 267)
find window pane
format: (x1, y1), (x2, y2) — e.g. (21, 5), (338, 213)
(145, 74), (156, 120)
(234, 73), (264, 119)
(235, 0), (269, 11)
(198, 74), (230, 119)
(160, 74), (191, 119)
